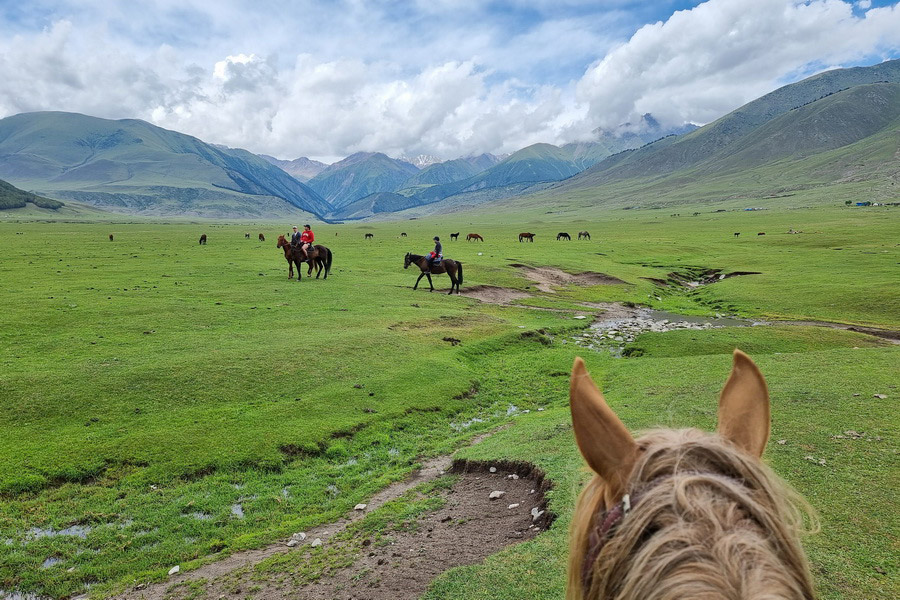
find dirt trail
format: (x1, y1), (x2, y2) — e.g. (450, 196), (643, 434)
(114, 445), (552, 600)
(511, 265), (624, 293)
(459, 285), (531, 304)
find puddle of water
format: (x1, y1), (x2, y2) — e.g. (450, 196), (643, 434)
(25, 525), (91, 541)
(40, 557), (61, 569)
(188, 512), (212, 521)
(230, 504), (244, 518)
(450, 417), (485, 432)
(0, 591), (53, 600)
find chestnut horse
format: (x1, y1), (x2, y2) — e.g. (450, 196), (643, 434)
(466, 233), (483, 242)
(568, 350), (815, 600)
(276, 235), (333, 280)
(404, 253), (463, 294)
(518, 232), (535, 242)
(199, 234), (207, 245)
(259, 233), (266, 242)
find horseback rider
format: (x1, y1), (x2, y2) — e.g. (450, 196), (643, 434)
(290, 225), (302, 247)
(425, 236), (442, 272)
(300, 224), (315, 260)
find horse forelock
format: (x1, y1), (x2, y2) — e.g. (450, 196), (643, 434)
(569, 428), (816, 600)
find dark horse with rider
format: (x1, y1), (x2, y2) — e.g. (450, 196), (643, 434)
(277, 224), (333, 280)
(404, 236), (463, 294)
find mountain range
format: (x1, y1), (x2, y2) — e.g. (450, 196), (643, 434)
(0, 59), (897, 219)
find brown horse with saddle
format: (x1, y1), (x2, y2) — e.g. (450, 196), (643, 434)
(277, 235), (333, 280)
(404, 252), (463, 294)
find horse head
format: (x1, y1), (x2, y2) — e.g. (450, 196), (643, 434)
(403, 252), (412, 269)
(276, 235), (288, 248)
(568, 350), (814, 599)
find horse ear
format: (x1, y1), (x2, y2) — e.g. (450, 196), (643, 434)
(570, 357), (636, 496)
(718, 349), (770, 458)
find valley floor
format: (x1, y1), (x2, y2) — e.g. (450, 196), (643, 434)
(0, 206), (897, 599)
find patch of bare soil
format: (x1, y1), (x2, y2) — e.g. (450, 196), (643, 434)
(512, 265), (625, 293)
(115, 460), (552, 600)
(459, 285), (532, 304)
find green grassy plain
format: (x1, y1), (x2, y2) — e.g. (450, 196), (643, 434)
(0, 204), (897, 598)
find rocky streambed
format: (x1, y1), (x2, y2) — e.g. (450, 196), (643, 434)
(571, 303), (760, 356)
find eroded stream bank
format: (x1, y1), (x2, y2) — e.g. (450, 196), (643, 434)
(114, 459), (552, 600)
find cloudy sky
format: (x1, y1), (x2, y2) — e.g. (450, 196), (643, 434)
(1, 0), (898, 162)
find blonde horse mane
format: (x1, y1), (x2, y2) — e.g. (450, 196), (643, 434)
(567, 352), (817, 600)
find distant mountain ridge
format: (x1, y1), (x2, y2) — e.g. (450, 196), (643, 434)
(0, 112), (328, 218)
(305, 152), (420, 210)
(259, 155), (328, 182)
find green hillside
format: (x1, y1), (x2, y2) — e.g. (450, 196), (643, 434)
(0, 178), (63, 210)
(306, 152), (420, 211)
(0, 112), (328, 218)
(566, 59), (900, 187)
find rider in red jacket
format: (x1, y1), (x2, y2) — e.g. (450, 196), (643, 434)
(300, 224), (314, 259)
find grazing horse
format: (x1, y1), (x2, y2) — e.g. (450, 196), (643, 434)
(557, 232), (571, 241)
(466, 233), (483, 242)
(199, 234), (207, 245)
(758, 232), (766, 236)
(578, 231), (591, 241)
(365, 233), (374, 239)
(245, 233), (250, 239)
(567, 350), (815, 600)
(276, 235), (333, 280)
(404, 252), (463, 294)
(450, 232), (460, 241)
(400, 232), (407, 237)
(259, 233), (266, 242)
(734, 232), (741, 237)
(518, 232), (535, 242)
(109, 234), (114, 242)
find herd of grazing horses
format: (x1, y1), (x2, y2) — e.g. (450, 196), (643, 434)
(183, 228), (595, 292)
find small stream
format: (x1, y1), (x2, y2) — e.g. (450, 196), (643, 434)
(570, 303), (898, 356)
(572, 304), (762, 356)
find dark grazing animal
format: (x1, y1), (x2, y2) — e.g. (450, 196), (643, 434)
(404, 252), (463, 294)
(365, 233), (374, 239)
(245, 233), (250, 239)
(734, 232), (741, 237)
(109, 234), (114, 242)
(518, 232), (535, 242)
(557, 232), (571, 241)
(578, 231), (591, 240)
(758, 232), (766, 236)
(199, 234), (207, 245)
(466, 233), (483, 242)
(259, 233), (266, 242)
(400, 232), (407, 237)
(450, 232), (460, 241)
(568, 350), (815, 600)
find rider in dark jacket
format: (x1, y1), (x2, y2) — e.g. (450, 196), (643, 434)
(426, 236), (442, 271)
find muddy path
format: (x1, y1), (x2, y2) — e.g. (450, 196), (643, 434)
(114, 450), (552, 600)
